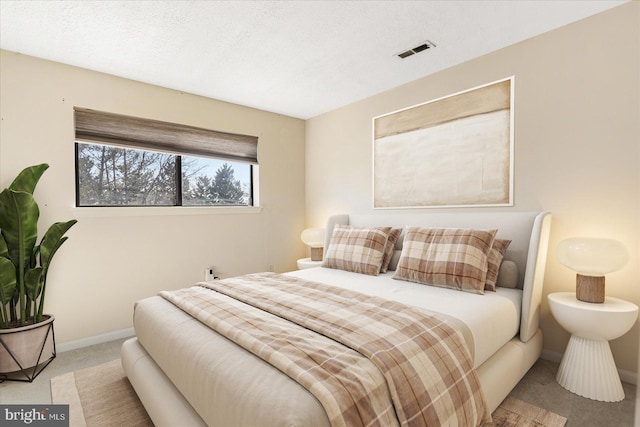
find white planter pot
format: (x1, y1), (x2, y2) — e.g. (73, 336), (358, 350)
(0, 315), (56, 382)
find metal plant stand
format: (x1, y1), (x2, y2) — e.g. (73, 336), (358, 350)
(0, 318), (56, 383)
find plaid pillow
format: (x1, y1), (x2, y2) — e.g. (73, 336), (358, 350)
(485, 238), (511, 291)
(322, 225), (391, 276)
(393, 227), (497, 294)
(380, 228), (402, 273)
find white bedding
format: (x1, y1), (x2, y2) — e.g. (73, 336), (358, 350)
(285, 267), (522, 368)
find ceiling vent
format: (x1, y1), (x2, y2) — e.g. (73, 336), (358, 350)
(396, 40), (436, 59)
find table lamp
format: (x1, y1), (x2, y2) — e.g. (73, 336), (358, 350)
(301, 228), (325, 261)
(556, 237), (628, 303)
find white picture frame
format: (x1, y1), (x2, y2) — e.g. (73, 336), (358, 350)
(373, 77), (514, 209)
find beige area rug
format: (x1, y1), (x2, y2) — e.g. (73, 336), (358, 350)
(487, 397), (567, 427)
(51, 359), (152, 427)
(52, 359), (566, 427)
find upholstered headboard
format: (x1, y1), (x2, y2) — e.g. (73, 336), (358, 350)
(323, 211), (552, 342)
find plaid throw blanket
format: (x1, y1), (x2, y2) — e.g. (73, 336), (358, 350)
(160, 273), (490, 427)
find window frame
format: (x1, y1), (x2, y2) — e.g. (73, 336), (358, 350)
(73, 107), (258, 208)
(74, 142), (256, 208)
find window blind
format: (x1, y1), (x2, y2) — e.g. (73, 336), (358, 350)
(74, 107), (258, 164)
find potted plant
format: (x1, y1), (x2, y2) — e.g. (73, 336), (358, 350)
(0, 164), (77, 382)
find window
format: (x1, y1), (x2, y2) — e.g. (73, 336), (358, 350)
(181, 155), (252, 206)
(74, 108), (257, 207)
(76, 144), (253, 206)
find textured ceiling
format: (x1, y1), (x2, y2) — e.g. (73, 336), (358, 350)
(0, 1), (627, 119)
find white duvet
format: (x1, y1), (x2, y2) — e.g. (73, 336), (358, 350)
(286, 267), (522, 368)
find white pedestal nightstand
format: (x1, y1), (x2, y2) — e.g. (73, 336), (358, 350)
(548, 292), (638, 402)
(297, 258), (322, 270)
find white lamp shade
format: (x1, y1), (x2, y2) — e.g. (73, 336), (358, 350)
(557, 238), (628, 276)
(301, 228), (325, 248)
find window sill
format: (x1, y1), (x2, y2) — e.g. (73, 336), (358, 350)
(71, 205), (263, 218)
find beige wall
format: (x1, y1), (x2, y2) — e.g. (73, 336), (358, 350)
(306, 3), (639, 374)
(1, 2), (637, 377)
(0, 50), (306, 343)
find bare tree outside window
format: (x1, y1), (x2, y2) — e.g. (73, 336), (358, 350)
(76, 143), (252, 207)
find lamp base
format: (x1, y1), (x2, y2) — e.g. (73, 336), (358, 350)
(310, 247), (323, 262)
(576, 274), (605, 303)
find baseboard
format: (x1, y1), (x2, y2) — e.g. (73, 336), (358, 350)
(540, 349), (563, 364)
(541, 349), (637, 385)
(56, 327), (135, 353)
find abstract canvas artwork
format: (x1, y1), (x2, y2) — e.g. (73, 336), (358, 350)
(373, 77), (514, 208)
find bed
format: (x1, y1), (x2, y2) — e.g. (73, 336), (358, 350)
(121, 211), (551, 426)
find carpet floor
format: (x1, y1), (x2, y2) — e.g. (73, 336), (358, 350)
(51, 359), (566, 427)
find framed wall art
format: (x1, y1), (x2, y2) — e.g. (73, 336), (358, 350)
(373, 77), (514, 209)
